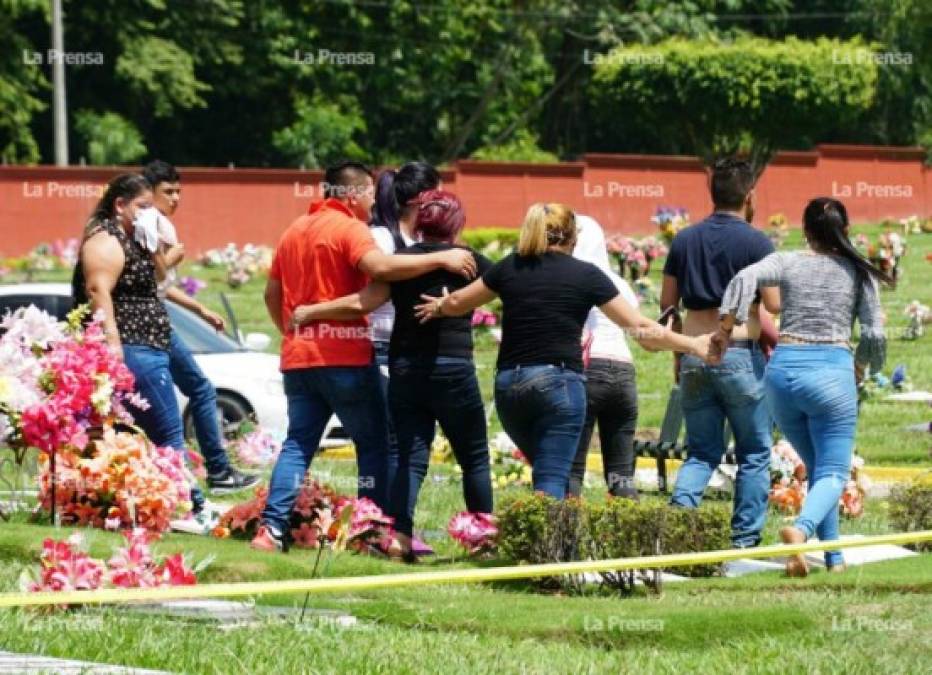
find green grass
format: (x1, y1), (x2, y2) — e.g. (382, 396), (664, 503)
(0, 504), (930, 674)
(1, 224), (930, 673)
(1, 457), (931, 673)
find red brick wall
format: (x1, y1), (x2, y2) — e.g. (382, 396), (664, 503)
(1, 144), (928, 256)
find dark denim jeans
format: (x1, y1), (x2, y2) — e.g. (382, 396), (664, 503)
(167, 330), (229, 476)
(568, 359), (638, 498)
(123, 344), (205, 511)
(494, 364), (587, 499)
(388, 357), (492, 536)
(373, 340), (399, 496)
(766, 346), (858, 567)
(262, 365), (390, 534)
(670, 346), (772, 548)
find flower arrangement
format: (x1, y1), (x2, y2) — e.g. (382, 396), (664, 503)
(605, 235), (668, 281)
(216, 483), (393, 552)
(651, 206), (689, 243)
(485, 432), (532, 489)
(856, 229), (908, 281)
(768, 440), (868, 518)
(0, 306), (139, 462)
(904, 301), (930, 340)
(22, 530), (200, 598)
(767, 213), (789, 248)
(0, 304), (195, 532)
(37, 428), (193, 532)
(0, 239), (79, 282)
(178, 276), (207, 297)
(198, 243), (273, 288)
(471, 308), (498, 328)
(229, 426), (281, 467)
(447, 511), (498, 555)
(840, 456), (871, 519)
(769, 440), (806, 514)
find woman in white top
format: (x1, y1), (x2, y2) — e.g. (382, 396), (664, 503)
(568, 216), (640, 499)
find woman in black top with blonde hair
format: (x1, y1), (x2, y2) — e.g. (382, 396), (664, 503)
(416, 203), (719, 499)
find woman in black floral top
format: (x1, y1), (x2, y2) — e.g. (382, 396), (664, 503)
(73, 173), (205, 515)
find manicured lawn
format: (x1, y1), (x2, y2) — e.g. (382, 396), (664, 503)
(1, 224), (929, 674)
(0, 505), (930, 673)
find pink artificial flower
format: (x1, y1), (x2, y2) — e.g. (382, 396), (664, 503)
(447, 512), (498, 554)
(156, 553), (197, 586)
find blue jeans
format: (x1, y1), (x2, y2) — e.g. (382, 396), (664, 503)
(388, 357), (492, 536)
(123, 344), (205, 512)
(262, 365), (390, 534)
(373, 340), (399, 497)
(494, 365), (587, 499)
(766, 346), (857, 567)
(168, 330), (229, 476)
(671, 347), (772, 547)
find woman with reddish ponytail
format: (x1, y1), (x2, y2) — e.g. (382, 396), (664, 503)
(292, 189), (493, 561)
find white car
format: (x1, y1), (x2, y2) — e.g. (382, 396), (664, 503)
(0, 283), (347, 448)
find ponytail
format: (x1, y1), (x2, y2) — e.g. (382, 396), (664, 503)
(803, 197), (894, 287)
(517, 203), (576, 256)
(369, 162), (441, 250)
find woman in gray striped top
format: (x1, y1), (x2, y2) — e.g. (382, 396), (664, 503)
(717, 197), (891, 577)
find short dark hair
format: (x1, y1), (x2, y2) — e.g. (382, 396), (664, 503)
(142, 159), (180, 187)
(323, 160), (373, 199)
(710, 157), (755, 210)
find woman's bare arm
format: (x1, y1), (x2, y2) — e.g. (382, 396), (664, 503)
(599, 293), (715, 362)
(414, 278), (498, 322)
(80, 233), (126, 356)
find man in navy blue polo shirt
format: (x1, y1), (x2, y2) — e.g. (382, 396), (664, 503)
(660, 157), (779, 549)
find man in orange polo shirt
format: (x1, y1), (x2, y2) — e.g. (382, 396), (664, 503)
(253, 161), (476, 552)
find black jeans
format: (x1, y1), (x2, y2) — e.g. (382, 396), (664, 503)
(388, 357), (493, 536)
(567, 359), (638, 498)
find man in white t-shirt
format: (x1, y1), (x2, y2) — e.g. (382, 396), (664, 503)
(569, 214), (640, 498)
(142, 160), (259, 500)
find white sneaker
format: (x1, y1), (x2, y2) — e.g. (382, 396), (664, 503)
(170, 502), (223, 536)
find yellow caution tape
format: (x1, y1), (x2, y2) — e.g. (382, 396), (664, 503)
(0, 530), (929, 608)
(322, 447), (931, 484)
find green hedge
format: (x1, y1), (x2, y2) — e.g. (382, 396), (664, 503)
(889, 481), (932, 552)
(496, 494), (731, 594)
(461, 228), (519, 260)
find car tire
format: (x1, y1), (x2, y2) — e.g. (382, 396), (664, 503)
(183, 391), (255, 443)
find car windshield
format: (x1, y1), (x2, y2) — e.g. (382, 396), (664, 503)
(165, 303), (244, 354)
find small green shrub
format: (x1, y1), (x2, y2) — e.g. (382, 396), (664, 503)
(461, 228), (519, 261)
(889, 481), (932, 552)
(496, 494), (731, 595)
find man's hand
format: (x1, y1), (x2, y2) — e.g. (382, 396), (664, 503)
(199, 306), (226, 332)
(710, 327), (731, 363)
(438, 249), (477, 279)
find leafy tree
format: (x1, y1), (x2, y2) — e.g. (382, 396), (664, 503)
(74, 110), (147, 165)
(591, 37), (878, 173)
(471, 129), (558, 162)
(272, 95), (366, 168)
(0, 0), (47, 163)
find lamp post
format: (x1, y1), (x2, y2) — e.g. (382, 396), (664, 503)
(51, 0), (68, 166)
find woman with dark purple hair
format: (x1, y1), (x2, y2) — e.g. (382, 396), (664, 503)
(292, 190), (492, 561)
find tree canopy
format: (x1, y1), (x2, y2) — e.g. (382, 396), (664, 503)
(1, 0), (929, 167)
